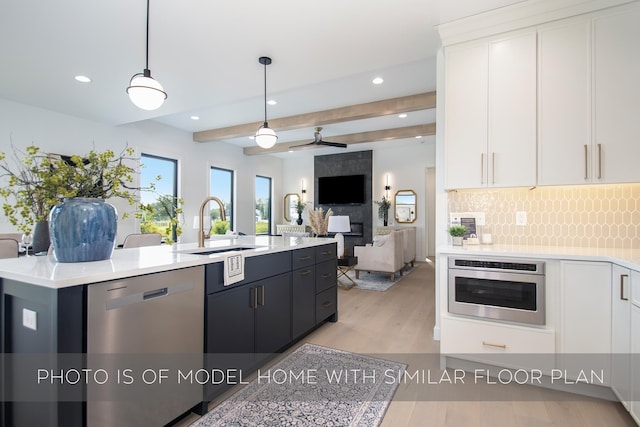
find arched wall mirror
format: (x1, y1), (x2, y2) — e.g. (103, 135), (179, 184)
(394, 190), (416, 223)
(283, 193), (301, 222)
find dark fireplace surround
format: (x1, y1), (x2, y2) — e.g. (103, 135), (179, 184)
(314, 150), (373, 256)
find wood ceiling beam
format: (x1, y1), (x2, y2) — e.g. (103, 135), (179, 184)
(242, 123), (436, 156)
(193, 92), (436, 143)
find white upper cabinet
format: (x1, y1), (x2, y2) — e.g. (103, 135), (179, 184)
(538, 17), (591, 185)
(593, 5), (640, 184)
(539, 4), (640, 185)
(444, 41), (489, 189)
(445, 30), (537, 189)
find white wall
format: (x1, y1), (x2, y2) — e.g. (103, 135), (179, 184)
(0, 98), (283, 244)
(281, 141), (436, 261)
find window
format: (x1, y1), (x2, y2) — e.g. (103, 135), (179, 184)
(209, 167), (234, 234)
(140, 154), (178, 242)
(255, 175), (272, 235)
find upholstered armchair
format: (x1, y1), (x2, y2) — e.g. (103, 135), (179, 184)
(354, 231), (404, 280)
(399, 228), (416, 268)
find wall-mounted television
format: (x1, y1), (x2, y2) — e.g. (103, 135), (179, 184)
(318, 174), (366, 205)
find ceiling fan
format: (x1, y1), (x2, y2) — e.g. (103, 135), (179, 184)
(291, 127), (347, 149)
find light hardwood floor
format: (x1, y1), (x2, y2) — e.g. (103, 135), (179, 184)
(305, 261), (636, 427)
(182, 260), (636, 427)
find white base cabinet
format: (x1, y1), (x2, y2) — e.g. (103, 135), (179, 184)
(559, 261), (612, 384)
(631, 304), (640, 424)
(611, 265), (632, 409)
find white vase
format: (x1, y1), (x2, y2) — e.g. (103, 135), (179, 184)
(452, 236), (463, 246)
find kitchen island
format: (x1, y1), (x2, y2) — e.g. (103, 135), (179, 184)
(0, 236), (338, 427)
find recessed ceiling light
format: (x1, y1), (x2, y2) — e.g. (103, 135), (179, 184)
(415, 135), (422, 139)
(190, 115), (200, 121)
(398, 113), (408, 118)
(74, 75), (91, 83)
(267, 99), (277, 106)
(249, 136), (255, 140)
(372, 77), (384, 85)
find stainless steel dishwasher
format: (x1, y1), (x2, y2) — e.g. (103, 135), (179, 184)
(86, 266), (204, 427)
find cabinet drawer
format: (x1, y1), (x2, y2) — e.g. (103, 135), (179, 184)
(292, 247), (315, 270)
(315, 243), (337, 263)
(441, 316), (555, 372)
(205, 251), (292, 294)
(316, 259), (336, 293)
(316, 286), (337, 324)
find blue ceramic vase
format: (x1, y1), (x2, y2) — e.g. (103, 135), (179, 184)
(49, 198), (117, 263)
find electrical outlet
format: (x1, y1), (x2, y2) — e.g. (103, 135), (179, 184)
(23, 308), (37, 331)
(515, 211), (527, 226)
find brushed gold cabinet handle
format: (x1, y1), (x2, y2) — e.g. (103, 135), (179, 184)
(492, 152), (496, 184)
(621, 274), (629, 301)
(321, 273), (332, 279)
(322, 301), (332, 308)
(482, 341), (506, 349)
(260, 285), (265, 306)
(300, 270), (311, 276)
(584, 144), (589, 179)
(299, 255), (312, 261)
(251, 287), (258, 309)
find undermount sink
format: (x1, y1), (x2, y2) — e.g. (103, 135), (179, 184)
(174, 246), (262, 256)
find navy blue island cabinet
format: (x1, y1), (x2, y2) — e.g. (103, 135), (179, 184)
(202, 242), (338, 403)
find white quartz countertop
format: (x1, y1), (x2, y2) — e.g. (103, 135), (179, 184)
(438, 243), (640, 271)
(0, 235), (335, 289)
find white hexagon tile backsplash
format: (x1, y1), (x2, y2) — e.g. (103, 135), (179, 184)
(448, 183), (640, 249)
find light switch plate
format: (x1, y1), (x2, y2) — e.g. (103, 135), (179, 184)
(23, 308), (37, 331)
(516, 211), (527, 226)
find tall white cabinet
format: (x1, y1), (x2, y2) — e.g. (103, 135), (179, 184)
(445, 30), (537, 189)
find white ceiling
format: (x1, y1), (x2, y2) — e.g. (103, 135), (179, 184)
(0, 0), (523, 157)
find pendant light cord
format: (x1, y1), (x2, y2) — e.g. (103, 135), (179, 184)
(263, 62), (268, 126)
(145, 0), (150, 71)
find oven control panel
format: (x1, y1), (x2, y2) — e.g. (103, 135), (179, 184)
(449, 257), (545, 275)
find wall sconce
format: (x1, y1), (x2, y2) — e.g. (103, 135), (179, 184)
(385, 174), (391, 192)
(301, 179), (307, 196)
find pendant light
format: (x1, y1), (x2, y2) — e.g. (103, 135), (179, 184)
(255, 56), (278, 149)
(127, 0), (167, 111)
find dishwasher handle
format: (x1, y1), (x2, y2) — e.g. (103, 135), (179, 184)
(143, 287), (168, 300)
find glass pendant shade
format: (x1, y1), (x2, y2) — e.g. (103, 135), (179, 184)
(127, 71), (167, 111)
(255, 124), (277, 149)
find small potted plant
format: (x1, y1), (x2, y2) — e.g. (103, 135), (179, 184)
(375, 196), (392, 226)
(448, 225), (467, 246)
(295, 200), (306, 225)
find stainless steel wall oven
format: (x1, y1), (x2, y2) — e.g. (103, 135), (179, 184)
(448, 257), (545, 325)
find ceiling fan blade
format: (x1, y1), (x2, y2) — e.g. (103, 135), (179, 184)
(288, 141), (316, 149)
(319, 141), (347, 148)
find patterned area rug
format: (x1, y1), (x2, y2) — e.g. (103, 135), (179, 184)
(346, 265), (418, 292)
(190, 344), (406, 427)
